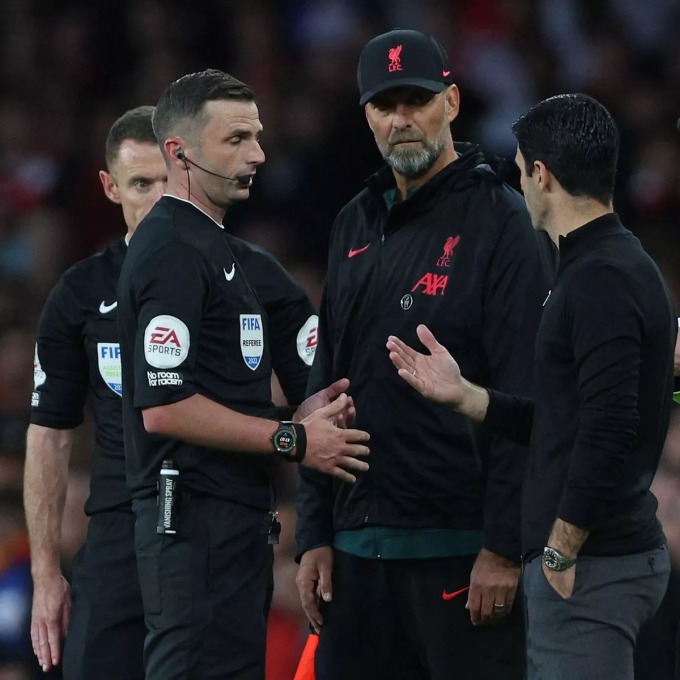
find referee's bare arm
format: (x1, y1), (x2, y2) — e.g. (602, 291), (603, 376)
(143, 392), (369, 483)
(24, 424), (73, 672)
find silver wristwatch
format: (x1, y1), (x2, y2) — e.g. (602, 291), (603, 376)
(542, 546), (576, 571)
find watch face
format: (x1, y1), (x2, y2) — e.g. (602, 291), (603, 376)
(543, 547), (573, 571)
(544, 553), (558, 569)
(273, 427), (296, 453)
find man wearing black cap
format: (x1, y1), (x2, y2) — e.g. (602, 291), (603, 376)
(295, 28), (553, 679)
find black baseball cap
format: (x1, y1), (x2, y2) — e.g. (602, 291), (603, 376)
(357, 29), (454, 106)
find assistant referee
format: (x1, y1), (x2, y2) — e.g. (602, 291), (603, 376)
(25, 106), (166, 679)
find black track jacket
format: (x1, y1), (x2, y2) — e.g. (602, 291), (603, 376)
(297, 144), (553, 562)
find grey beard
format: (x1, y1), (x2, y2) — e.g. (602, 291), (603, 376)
(380, 134), (446, 179)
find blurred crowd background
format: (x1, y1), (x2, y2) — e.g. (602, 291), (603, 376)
(0, 0), (679, 678)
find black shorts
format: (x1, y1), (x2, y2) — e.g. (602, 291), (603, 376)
(62, 511), (146, 680)
(133, 495), (274, 680)
(315, 549), (526, 680)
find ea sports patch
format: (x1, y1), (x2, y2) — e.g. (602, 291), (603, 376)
(240, 314), (263, 371)
(296, 315), (318, 367)
(33, 344), (46, 389)
(144, 315), (190, 369)
(97, 343), (122, 396)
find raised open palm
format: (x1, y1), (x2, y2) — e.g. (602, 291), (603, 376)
(386, 324), (464, 406)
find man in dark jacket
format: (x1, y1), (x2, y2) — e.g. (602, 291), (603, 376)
(388, 93), (676, 680)
(295, 29), (552, 680)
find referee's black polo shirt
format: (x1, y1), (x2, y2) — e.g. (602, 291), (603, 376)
(31, 239), (128, 515)
(117, 195), (277, 510)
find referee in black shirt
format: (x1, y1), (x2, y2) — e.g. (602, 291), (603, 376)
(117, 70), (370, 680)
(25, 106), (166, 678)
(387, 94), (677, 680)
(25, 106), (325, 678)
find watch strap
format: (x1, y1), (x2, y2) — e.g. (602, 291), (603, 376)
(290, 422), (306, 463)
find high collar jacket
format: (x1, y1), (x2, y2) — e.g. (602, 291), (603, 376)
(296, 145), (554, 561)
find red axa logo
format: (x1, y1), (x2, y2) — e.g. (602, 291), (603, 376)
(437, 235), (460, 267)
(149, 326), (182, 347)
(388, 45), (403, 72)
(412, 273), (449, 296)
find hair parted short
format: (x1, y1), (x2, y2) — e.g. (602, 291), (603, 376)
(152, 69), (254, 151)
(512, 93), (619, 206)
(105, 105), (157, 171)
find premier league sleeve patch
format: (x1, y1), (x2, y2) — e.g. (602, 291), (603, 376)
(144, 315), (190, 369)
(97, 342), (123, 396)
(240, 314), (264, 371)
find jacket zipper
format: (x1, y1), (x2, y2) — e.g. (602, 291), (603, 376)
(362, 217), (388, 527)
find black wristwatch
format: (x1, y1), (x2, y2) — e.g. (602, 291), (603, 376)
(270, 421), (306, 463)
(542, 546), (576, 571)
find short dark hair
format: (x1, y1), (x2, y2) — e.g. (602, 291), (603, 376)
(511, 93), (619, 206)
(105, 105), (157, 170)
(152, 69), (254, 152)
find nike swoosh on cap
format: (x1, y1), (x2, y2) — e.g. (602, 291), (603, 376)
(99, 300), (117, 314)
(441, 586), (469, 601)
(348, 244), (371, 258)
(224, 264), (235, 281)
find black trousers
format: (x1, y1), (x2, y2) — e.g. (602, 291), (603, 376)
(315, 549), (526, 680)
(62, 511), (146, 680)
(133, 495), (274, 680)
(634, 563), (680, 679)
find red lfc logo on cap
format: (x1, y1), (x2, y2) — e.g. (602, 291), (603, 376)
(388, 44), (403, 72)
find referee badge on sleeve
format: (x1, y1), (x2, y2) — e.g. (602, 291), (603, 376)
(240, 314), (264, 371)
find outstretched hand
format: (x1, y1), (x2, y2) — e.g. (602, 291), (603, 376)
(386, 324), (464, 406)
